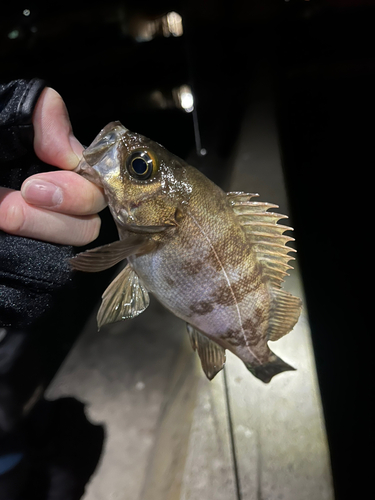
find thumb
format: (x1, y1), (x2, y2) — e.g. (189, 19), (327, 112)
(32, 87), (84, 170)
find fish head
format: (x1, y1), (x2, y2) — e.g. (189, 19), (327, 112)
(76, 121), (192, 232)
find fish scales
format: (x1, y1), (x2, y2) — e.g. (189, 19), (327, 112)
(129, 168), (266, 362)
(71, 122), (302, 383)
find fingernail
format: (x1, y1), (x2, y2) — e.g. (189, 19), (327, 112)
(22, 179), (63, 207)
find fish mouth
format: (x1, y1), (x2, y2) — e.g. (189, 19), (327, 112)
(74, 160), (104, 188)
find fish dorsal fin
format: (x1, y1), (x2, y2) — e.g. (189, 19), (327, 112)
(186, 324), (226, 380)
(227, 192), (302, 341)
(227, 191), (296, 288)
(268, 288), (302, 341)
(97, 264), (150, 329)
(70, 236), (156, 272)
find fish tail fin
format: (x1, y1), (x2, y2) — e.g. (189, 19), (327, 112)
(245, 353), (296, 384)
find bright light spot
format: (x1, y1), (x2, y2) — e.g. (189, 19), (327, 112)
(176, 84), (194, 113)
(8, 30), (19, 39)
(200, 148), (207, 156)
(162, 11), (183, 38)
(180, 91), (194, 112)
(23, 9), (30, 16)
(135, 381), (145, 391)
(134, 11), (183, 42)
(166, 11), (183, 37)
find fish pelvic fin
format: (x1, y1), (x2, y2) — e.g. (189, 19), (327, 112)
(97, 264), (149, 329)
(186, 324), (226, 381)
(245, 352), (296, 384)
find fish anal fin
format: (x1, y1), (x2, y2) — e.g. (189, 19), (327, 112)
(186, 324), (226, 381)
(245, 353), (296, 384)
(97, 264), (150, 329)
(268, 288), (302, 341)
(70, 236), (156, 273)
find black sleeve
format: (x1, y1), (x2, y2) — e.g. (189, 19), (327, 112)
(0, 78), (46, 165)
(0, 79), (73, 329)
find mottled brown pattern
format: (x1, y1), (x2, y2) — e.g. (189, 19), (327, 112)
(210, 282), (236, 306)
(208, 272), (261, 309)
(180, 259), (205, 276)
(205, 247), (224, 273)
(254, 305), (265, 324)
(165, 276), (175, 287)
(241, 318), (262, 346)
(189, 301), (215, 315)
(220, 328), (242, 347)
(233, 273), (261, 298)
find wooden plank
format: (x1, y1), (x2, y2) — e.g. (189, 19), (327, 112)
(138, 333), (200, 500)
(179, 371), (237, 500)
(226, 75), (334, 499)
(225, 270), (334, 500)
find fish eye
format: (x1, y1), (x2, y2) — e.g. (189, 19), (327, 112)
(126, 150), (155, 180)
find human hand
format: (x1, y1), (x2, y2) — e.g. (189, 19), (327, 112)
(0, 88), (106, 246)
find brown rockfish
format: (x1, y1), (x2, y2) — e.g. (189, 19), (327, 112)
(71, 122), (302, 383)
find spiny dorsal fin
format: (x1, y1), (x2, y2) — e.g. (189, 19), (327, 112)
(226, 191), (259, 203)
(97, 264), (150, 329)
(227, 191), (296, 288)
(186, 324), (226, 380)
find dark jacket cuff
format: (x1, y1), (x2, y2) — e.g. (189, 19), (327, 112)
(0, 78), (46, 162)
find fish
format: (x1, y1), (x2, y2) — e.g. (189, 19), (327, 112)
(71, 121), (302, 383)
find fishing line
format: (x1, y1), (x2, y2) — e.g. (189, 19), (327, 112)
(223, 365), (242, 500)
(192, 107), (206, 156)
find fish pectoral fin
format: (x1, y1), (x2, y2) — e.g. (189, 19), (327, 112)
(127, 223), (176, 234)
(70, 236), (156, 272)
(186, 324), (226, 381)
(97, 264), (150, 329)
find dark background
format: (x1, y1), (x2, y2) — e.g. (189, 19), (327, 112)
(1, 1), (373, 499)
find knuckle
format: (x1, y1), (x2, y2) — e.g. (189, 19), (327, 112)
(81, 181), (104, 215)
(74, 216), (101, 246)
(85, 187), (98, 214)
(0, 200), (25, 234)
